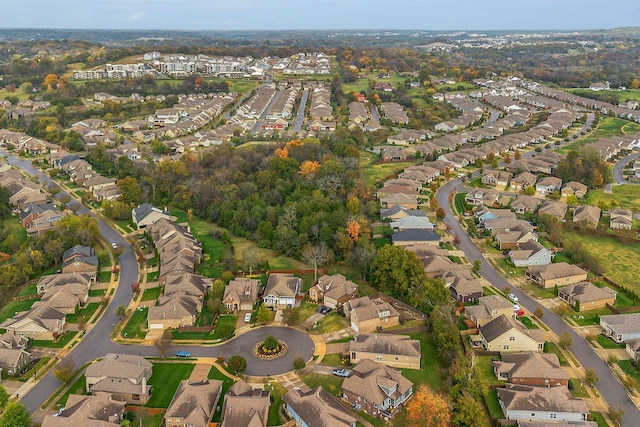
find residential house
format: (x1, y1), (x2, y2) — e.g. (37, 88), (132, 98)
(223, 278), (260, 311)
(465, 188), (499, 206)
(535, 176), (562, 195)
(509, 240), (552, 267)
(85, 353), (152, 404)
(163, 272), (212, 299)
(380, 205), (426, 221)
(475, 207), (516, 226)
(610, 208), (633, 230)
(379, 193), (419, 210)
(497, 384), (589, 422)
(61, 245), (99, 275)
(341, 359), (413, 419)
(380, 147), (407, 161)
(376, 185), (419, 199)
(510, 195), (541, 214)
(392, 229), (441, 247)
(0, 332), (29, 350)
(465, 295), (516, 327)
(478, 314), (545, 352)
(131, 203), (173, 229)
(284, 387), (357, 427)
(511, 172), (537, 192)
(308, 274), (358, 309)
(0, 348), (30, 376)
(481, 169), (512, 188)
(220, 380), (270, 427)
(41, 392), (126, 427)
(537, 200), (568, 221)
(147, 293), (201, 329)
(449, 276), (484, 303)
(0, 302), (66, 340)
(493, 352), (569, 387)
(600, 313), (640, 343)
(484, 218), (534, 236)
(625, 338), (640, 363)
(495, 224), (538, 250)
(263, 273), (302, 309)
(561, 181), (588, 199)
(164, 380), (222, 427)
(558, 282), (616, 312)
(525, 263), (588, 289)
(348, 333), (421, 369)
(573, 204), (601, 228)
(389, 215), (435, 231)
(344, 297), (400, 333)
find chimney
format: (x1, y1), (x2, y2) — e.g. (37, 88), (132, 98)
(142, 376), (147, 395)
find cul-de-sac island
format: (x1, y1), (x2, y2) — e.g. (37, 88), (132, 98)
(1, 26), (640, 427)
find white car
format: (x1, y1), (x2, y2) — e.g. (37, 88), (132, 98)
(508, 293), (518, 302)
(244, 313), (252, 322)
(111, 242), (118, 249)
(513, 304), (520, 312)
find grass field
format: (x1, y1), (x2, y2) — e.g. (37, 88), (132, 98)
(545, 342), (569, 366)
(17, 283), (38, 297)
(141, 286), (162, 301)
(212, 315), (237, 339)
(360, 152), (417, 186)
(596, 334), (625, 349)
(476, 354), (507, 419)
(266, 382), (288, 426)
(146, 362), (195, 408)
(314, 312), (349, 334)
(561, 229), (640, 288)
(122, 307), (148, 339)
(518, 316), (539, 329)
(170, 329), (216, 341)
(301, 372), (344, 395)
(67, 303), (100, 323)
(400, 332), (446, 390)
(559, 116), (640, 153)
(0, 299), (39, 324)
(88, 288), (107, 297)
(31, 332), (76, 348)
(617, 360), (640, 392)
(584, 184), (640, 212)
(57, 375), (85, 406)
(590, 412), (610, 427)
(569, 378), (590, 398)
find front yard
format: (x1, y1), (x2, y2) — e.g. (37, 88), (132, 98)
(146, 362), (195, 408)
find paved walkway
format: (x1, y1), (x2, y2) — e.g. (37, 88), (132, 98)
(321, 327), (355, 343)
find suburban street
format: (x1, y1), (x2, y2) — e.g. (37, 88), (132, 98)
(293, 87), (309, 132)
(436, 179), (640, 427)
(613, 151), (640, 184)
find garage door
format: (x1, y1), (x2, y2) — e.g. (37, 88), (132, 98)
(149, 323), (164, 329)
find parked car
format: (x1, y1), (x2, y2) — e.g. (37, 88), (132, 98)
(244, 313), (252, 323)
(513, 305), (520, 312)
(332, 368), (350, 377)
(508, 293), (518, 302)
(320, 306), (332, 315)
(176, 351), (191, 358)
(111, 242), (118, 249)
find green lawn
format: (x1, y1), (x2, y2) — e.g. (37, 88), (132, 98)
(484, 389), (505, 420)
(569, 378), (590, 398)
(559, 116), (640, 153)
(518, 316), (539, 329)
(98, 271), (112, 283)
(146, 362), (195, 408)
(88, 289), (107, 297)
(57, 375), (86, 406)
(569, 307), (612, 327)
(618, 360), (640, 392)
(545, 342), (569, 366)
(482, 286), (495, 296)
(208, 365), (236, 422)
(300, 373), (344, 395)
(31, 332), (77, 348)
(297, 300), (318, 323)
(146, 271), (160, 282)
(590, 411), (609, 427)
(400, 332), (446, 390)
(18, 356), (51, 381)
(584, 184), (640, 213)
(319, 353), (344, 367)
(17, 283), (38, 297)
(122, 307), (148, 339)
(0, 299), (39, 324)
(454, 192), (471, 214)
(314, 312), (349, 334)
(212, 315), (237, 339)
(359, 152), (417, 186)
(67, 303), (100, 323)
(521, 283), (557, 299)
(266, 382), (287, 426)
(141, 286), (162, 301)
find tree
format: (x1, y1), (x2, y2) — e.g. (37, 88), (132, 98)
(534, 306), (544, 319)
(524, 186), (536, 196)
(405, 385), (451, 427)
(566, 194), (579, 207)
(0, 385), (9, 410)
(154, 330), (172, 359)
(436, 207), (446, 220)
(227, 355), (247, 374)
(293, 356), (306, 372)
(301, 243), (328, 282)
(452, 393), (485, 427)
(584, 367), (598, 387)
(54, 358), (75, 385)
(609, 407), (624, 426)
(0, 402), (31, 427)
(472, 260), (482, 274)
(282, 307), (300, 326)
(115, 304), (126, 317)
(242, 247), (260, 275)
(622, 374), (637, 391)
(263, 335), (279, 351)
(558, 331), (573, 349)
(555, 304), (569, 317)
(256, 304), (273, 324)
(215, 322), (236, 340)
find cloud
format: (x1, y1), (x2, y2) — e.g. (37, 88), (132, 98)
(129, 11), (146, 22)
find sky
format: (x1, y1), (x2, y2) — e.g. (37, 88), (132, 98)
(0, 0), (638, 31)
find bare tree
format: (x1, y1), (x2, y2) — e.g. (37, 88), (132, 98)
(242, 246), (261, 275)
(301, 243), (328, 282)
(154, 330), (172, 359)
(54, 358), (75, 385)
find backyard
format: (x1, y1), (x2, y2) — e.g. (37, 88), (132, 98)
(146, 362), (195, 408)
(584, 184), (640, 213)
(359, 152), (417, 186)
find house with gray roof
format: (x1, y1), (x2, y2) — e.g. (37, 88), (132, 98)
(535, 176), (562, 195)
(392, 229), (441, 247)
(525, 262), (588, 289)
(163, 272), (211, 299)
(509, 240), (552, 267)
(510, 195), (541, 214)
(61, 245), (99, 275)
(284, 387), (357, 427)
(465, 187), (499, 206)
(345, 297), (400, 333)
(625, 338), (640, 363)
(497, 384), (589, 422)
(600, 313), (640, 343)
(573, 204), (601, 228)
(610, 208), (633, 230)
(220, 380), (270, 427)
(348, 333), (421, 369)
(341, 359), (413, 419)
(41, 392), (126, 427)
(449, 276), (483, 303)
(481, 169), (512, 188)
(132, 203), (173, 229)
(164, 379), (222, 427)
(0, 301), (66, 340)
(147, 292), (201, 329)
(493, 352), (569, 387)
(561, 181), (588, 199)
(380, 205), (426, 221)
(511, 172), (537, 192)
(85, 353), (152, 404)
(537, 200), (568, 221)
(263, 273), (302, 309)
(558, 282), (616, 312)
(465, 295), (516, 327)
(223, 277), (260, 311)
(309, 274), (358, 309)
(0, 347), (30, 376)
(390, 215), (435, 231)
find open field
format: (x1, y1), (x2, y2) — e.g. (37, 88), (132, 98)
(584, 184), (640, 212)
(360, 154), (417, 186)
(0, 299), (39, 324)
(558, 116), (640, 153)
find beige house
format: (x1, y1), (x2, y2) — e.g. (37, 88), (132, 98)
(0, 348), (30, 376)
(493, 352), (569, 387)
(221, 380), (270, 427)
(610, 208), (633, 230)
(85, 354), (152, 404)
(465, 295), (515, 327)
(558, 282), (616, 312)
(223, 278), (260, 311)
(344, 297), (400, 333)
(562, 181), (588, 198)
(263, 273), (302, 309)
(163, 272), (212, 298)
(573, 204), (601, 228)
(497, 384), (589, 422)
(525, 262), (588, 289)
(147, 293), (201, 329)
(309, 274), (359, 309)
(348, 333), (421, 369)
(0, 301), (66, 340)
(478, 314), (545, 353)
(164, 380), (222, 427)
(284, 387), (357, 427)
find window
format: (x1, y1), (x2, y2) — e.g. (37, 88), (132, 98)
(503, 345), (509, 350)
(509, 336), (515, 341)
(550, 414), (557, 419)
(395, 356), (399, 360)
(376, 355), (382, 361)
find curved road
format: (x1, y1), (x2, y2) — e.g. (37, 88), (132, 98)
(437, 179), (639, 426)
(0, 152), (314, 412)
(613, 152), (640, 184)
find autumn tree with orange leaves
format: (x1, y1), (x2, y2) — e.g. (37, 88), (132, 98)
(346, 219), (360, 241)
(405, 385), (451, 427)
(299, 160), (320, 176)
(275, 147), (288, 158)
